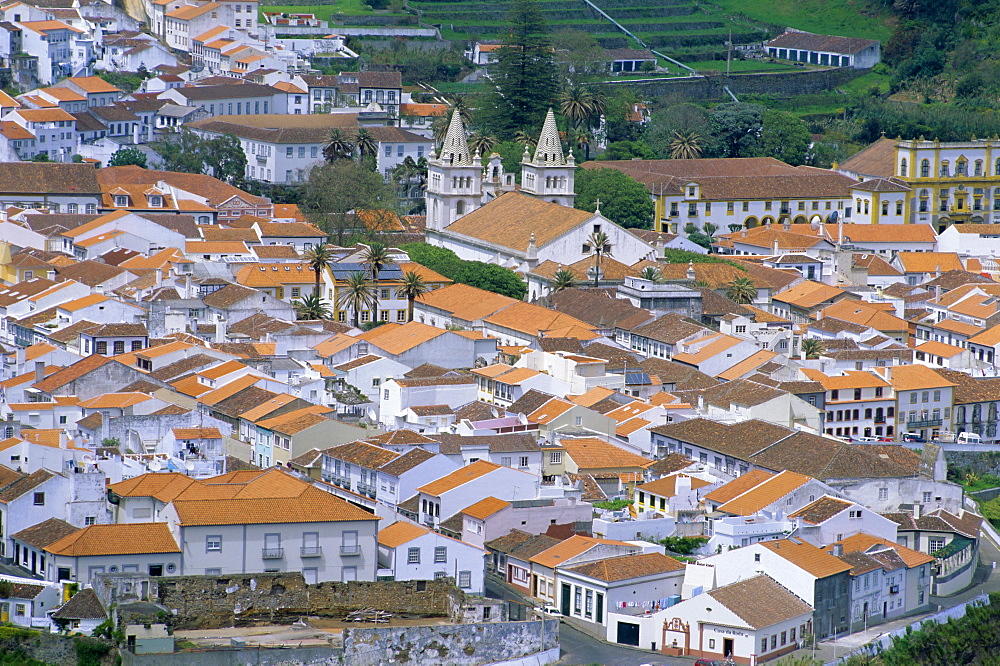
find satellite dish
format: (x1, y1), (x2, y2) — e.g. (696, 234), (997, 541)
(149, 459), (162, 472)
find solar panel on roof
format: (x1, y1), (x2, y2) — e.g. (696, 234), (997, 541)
(625, 372), (651, 385)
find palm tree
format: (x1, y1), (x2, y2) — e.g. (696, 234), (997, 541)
(669, 130), (703, 160)
(639, 266), (663, 283)
(725, 276), (757, 304)
(323, 128), (354, 162)
(431, 115), (451, 143)
(514, 130), (538, 151)
(728, 223), (743, 233)
(361, 241), (392, 324)
(395, 270), (429, 322)
(468, 132), (497, 156)
(552, 268), (577, 292)
(293, 292), (333, 320)
(703, 222), (718, 236)
(354, 128), (378, 159)
(586, 231), (613, 287)
(559, 86), (596, 129)
(802, 338), (826, 359)
(337, 271), (376, 328)
(303, 243), (334, 299)
(448, 95), (474, 127)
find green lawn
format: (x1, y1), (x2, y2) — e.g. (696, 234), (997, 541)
(704, 0), (892, 43)
(837, 69), (892, 95)
(261, 0), (391, 21)
(686, 59), (805, 73)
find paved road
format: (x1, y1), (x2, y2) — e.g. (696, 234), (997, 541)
(558, 621), (687, 666)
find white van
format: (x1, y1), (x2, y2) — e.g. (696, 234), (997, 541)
(957, 432), (983, 445)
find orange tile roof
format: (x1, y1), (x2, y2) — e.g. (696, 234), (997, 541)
(254, 406), (331, 435)
(360, 321), (446, 355)
(759, 538), (852, 578)
(773, 281), (849, 309)
(462, 496), (511, 520)
(378, 521), (431, 548)
(819, 301), (907, 332)
(17, 20), (83, 34)
(823, 532), (934, 568)
(529, 534), (633, 568)
(44, 523), (179, 556)
(23, 342), (56, 361)
(800, 368), (889, 391)
(967, 324), (1000, 347)
(672, 334), (742, 365)
(703, 469), (776, 505)
(239, 392), (298, 422)
(896, 252), (964, 274)
(196, 374), (260, 405)
(108, 472), (200, 501)
(569, 386), (617, 408)
(915, 340), (965, 358)
(717, 350), (779, 380)
(235, 263), (318, 286)
(635, 473), (712, 497)
(559, 437), (651, 470)
(185, 241), (251, 254)
(604, 401), (655, 422)
(484, 302), (596, 338)
(199, 359), (250, 381)
(64, 76), (122, 94)
(415, 283), (517, 322)
(15, 107), (76, 122)
(78, 392), (152, 409)
(718, 470), (813, 516)
(397, 262), (451, 284)
(527, 398), (574, 424)
(417, 460), (502, 496)
(875, 364), (955, 391)
(172, 427), (222, 439)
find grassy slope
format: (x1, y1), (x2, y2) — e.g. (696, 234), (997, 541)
(706, 0), (893, 43)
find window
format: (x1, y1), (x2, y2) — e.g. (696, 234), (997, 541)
(910, 393), (918, 404)
(921, 159), (930, 178)
(407, 547), (420, 564)
(550, 451), (562, 464)
(33, 492), (44, 506)
(207, 535), (222, 551)
(929, 537), (946, 552)
(923, 491), (932, 503)
(458, 570), (472, 588)
(519, 456), (529, 467)
(754, 553), (761, 562)
(879, 487), (888, 501)
(84, 516), (96, 525)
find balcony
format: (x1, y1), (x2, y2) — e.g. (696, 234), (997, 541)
(874, 416), (887, 424)
(261, 547), (284, 559)
(340, 544), (361, 556)
(356, 483), (376, 498)
(300, 546), (323, 557)
(907, 418), (943, 428)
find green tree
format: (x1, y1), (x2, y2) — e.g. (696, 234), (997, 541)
(151, 129), (206, 173)
(294, 292), (333, 320)
(31, 152), (52, 162)
(551, 30), (605, 82)
(203, 134), (247, 185)
(551, 268), (577, 292)
(468, 132), (497, 156)
(575, 167), (654, 230)
(354, 128), (378, 159)
(300, 161), (399, 245)
(639, 266), (663, 283)
(337, 271), (376, 328)
(396, 270), (430, 322)
(559, 85), (599, 130)
(108, 147), (147, 168)
(597, 140), (656, 161)
(303, 243), (334, 298)
(586, 230), (612, 287)
(361, 241), (392, 323)
(724, 276), (757, 304)
(668, 130), (703, 160)
(489, 0), (557, 135)
(802, 338), (826, 359)
(403, 243), (526, 299)
(323, 128), (354, 162)
(710, 103), (765, 158)
(760, 109), (811, 166)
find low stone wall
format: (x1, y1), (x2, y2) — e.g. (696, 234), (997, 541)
(0, 629), (114, 666)
(96, 572), (480, 630)
(122, 646), (343, 666)
(343, 619), (559, 666)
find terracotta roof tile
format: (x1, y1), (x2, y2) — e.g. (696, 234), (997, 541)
(45, 523), (179, 556)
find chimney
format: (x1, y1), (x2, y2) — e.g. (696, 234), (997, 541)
(676, 474), (692, 493)
(741, 228), (747, 238)
(215, 315), (227, 344)
(34, 361), (44, 383)
(686, 261), (695, 281)
(832, 544), (843, 556)
(772, 240), (779, 256)
(783, 218), (791, 231)
(913, 503), (922, 519)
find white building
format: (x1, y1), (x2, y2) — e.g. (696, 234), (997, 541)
(377, 521), (486, 595)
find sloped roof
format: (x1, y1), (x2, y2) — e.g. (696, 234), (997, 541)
(444, 192), (594, 253)
(45, 523), (180, 556)
(707, 574), (813, 629)
(566, 552), (684, 582)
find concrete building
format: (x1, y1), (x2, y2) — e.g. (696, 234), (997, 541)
(377, 521), (486, 595)
(765, 30), (880, 69)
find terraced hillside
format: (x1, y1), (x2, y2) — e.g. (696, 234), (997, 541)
(410, 0), (772, 62)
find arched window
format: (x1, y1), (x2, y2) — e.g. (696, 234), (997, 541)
(456, 200), (466, 215)
(975, 160), (983, 176)
(900, 158), (907, 177)
(940, 161), (950, 177)
(921, 159), (930, 177)
(956, 158), (967, 176)
(990, 403), (998, 422)
(973, 404), (982, 423)
(994, 157), (1000, 175)
(864, 200), (870, 215)
(957, 405), (967, 424)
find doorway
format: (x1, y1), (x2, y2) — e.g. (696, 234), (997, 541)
(616, 622), (640, 646)
(724, 638), (734, 658)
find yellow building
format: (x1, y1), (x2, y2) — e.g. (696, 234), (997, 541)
(840, 137), (1000, 232)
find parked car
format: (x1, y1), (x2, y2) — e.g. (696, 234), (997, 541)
(532, 605), (561, 617)
(902, 432), (926, 443)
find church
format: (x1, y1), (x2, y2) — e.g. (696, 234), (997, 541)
(424, 109), (656, 280)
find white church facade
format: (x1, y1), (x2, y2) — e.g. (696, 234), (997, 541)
(424, 109), (656, 277)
